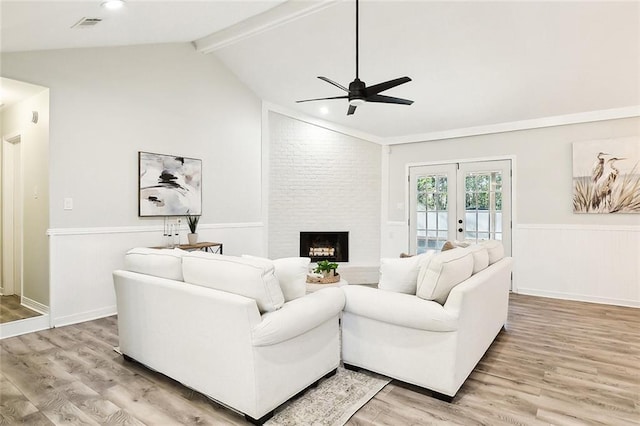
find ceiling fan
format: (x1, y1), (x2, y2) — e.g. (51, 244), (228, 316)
(297, 0), (413, 116)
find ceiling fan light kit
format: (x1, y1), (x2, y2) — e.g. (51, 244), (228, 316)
(297, 0), (413, 116)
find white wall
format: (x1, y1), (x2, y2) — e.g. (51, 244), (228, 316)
(1, 89), (50, 307)
(1, 43), (264, 326)
(385, 117), (640, 306)
(266, 111), (381, 283)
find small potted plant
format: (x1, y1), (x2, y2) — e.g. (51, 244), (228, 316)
(314, 260), (339, 279)
(186, 215), (200, 245)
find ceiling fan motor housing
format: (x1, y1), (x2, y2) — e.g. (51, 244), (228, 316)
(348, 78), (366, 104)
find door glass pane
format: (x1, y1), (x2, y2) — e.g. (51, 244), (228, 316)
(463, 169), (504, 243)
(415, 173), (449, 254)
(438, 212), (448, 230)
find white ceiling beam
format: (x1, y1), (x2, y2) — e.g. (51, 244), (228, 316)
(194, 0), (339, 54)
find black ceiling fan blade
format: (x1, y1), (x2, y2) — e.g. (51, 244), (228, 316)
(318, 76), (349, 92)
(364, 77), (412, 96)
(296, 95), (348, 103)
(366, 94), (414, 105)
(347, 104), (357, 115)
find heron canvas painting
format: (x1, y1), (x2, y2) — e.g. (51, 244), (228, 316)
(572, 138), (640, 214)
(139, 152), (202, 216)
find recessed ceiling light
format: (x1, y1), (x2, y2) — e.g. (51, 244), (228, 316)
(320, 107), (329, 115)
(101, 0), (125, 10)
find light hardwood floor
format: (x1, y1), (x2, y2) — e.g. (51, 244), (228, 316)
(0, 295), (42, 324)
(0, 294), (638, 425)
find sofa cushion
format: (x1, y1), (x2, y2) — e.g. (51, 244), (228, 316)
(242, 255), (310, 302)
(465, 245), (489, 274)
(378, 251), (434, 294)
(124, 247), (186, 281)
(416, 248), (474, 304)
(481, 240), (505, 264)
(182, 252), (285, 313)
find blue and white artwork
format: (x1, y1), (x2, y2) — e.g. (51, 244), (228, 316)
(139, 152), (202, 216)
(572, 138), (640, 214)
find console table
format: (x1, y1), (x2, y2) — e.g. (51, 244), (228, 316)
(152, 242), (223, 254)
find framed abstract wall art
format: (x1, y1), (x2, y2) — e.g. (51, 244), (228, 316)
(138, 151), (202, 217)
(572, 137), (640, 214)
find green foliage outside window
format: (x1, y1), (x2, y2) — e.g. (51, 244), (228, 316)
(417, 172), (503, 212)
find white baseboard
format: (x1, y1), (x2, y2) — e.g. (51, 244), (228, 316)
(53, 305), (117, 328)
(0, 315), (51, 339)
(22, 297), (49, 315)
(516, 288), (640, 308)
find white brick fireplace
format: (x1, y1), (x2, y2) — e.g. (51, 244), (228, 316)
(266, 111), (381, 284)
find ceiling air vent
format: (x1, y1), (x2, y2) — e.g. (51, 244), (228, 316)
(71, 17), (103, 29)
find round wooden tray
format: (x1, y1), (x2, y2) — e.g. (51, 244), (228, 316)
(306, 273), (340, 284)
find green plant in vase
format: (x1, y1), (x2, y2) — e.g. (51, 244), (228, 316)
(186, 215), (200, 245)
(314, 260), (339, 278)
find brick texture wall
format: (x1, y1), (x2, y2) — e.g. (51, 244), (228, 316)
(268, 112), (381, 278)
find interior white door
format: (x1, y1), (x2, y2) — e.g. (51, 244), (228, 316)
(409, 159), (512, 256)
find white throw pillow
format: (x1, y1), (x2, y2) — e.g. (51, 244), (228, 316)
(416, 248), (474, 304)
(124, 247), (186, 281)
(182, 252), (285, 313)
(242, 255), (310, 302)
(481, 240), (505, 264)
(465, 245), (489, 274)
(378, 251), (434, 294)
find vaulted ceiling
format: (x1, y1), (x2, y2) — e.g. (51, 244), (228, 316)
(2, 1), (638, 140)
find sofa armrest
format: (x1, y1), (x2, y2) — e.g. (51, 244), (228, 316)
(343, 285), (458, 332)
(252, 287), (345, 346)
(443, 257), (512, 321)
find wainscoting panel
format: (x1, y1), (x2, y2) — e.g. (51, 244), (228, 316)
(49, 223), (264, 327)
(513, 224), (640, 307)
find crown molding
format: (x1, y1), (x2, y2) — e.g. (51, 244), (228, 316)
(383, 106), (640, 146)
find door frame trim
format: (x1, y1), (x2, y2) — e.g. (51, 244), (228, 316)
(405, 155), (518, 292)
(2, 132), (23, 298)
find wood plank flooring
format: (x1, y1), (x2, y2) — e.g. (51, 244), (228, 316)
(0, 293), (638, 425)
(0, 295), (42, 324)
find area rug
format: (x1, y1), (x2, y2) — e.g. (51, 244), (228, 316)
(114, 347), (389, 425)
(266, 366), (390, 426)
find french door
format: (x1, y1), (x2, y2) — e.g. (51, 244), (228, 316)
(409, 159), (511, 256)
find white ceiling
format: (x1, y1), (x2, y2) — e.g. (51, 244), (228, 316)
(2, 1), (638, 140)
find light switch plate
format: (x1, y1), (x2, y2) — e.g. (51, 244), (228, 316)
(64, 198), (73, 210)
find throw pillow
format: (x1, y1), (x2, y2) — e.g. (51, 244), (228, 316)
(182, 252), (285, 313)
(441, 240), (470, 251)
(416, 248), (474, 304)
(242, 255), (310, 302)
(378, 251), (434, 294)
(124, 247), (186, 281)
(465, 244), (489, 274)
(481, 240), (505, 264)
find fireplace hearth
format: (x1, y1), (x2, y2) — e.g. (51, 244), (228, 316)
(300, 232), (349, 262)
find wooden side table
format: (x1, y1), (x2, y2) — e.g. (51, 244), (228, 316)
(152, 242), (223, 254)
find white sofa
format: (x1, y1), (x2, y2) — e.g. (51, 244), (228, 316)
(341, 241), (512, 400)
(113, 249), (345, 424)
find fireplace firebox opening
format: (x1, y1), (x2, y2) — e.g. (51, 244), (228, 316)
(300, 232), (349, 262)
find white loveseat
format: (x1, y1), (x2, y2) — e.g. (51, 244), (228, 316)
(341, 241), (512, 400)
(113, 249), (345, 424)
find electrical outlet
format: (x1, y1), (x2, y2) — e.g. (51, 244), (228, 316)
(64, 198), (73, 210)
